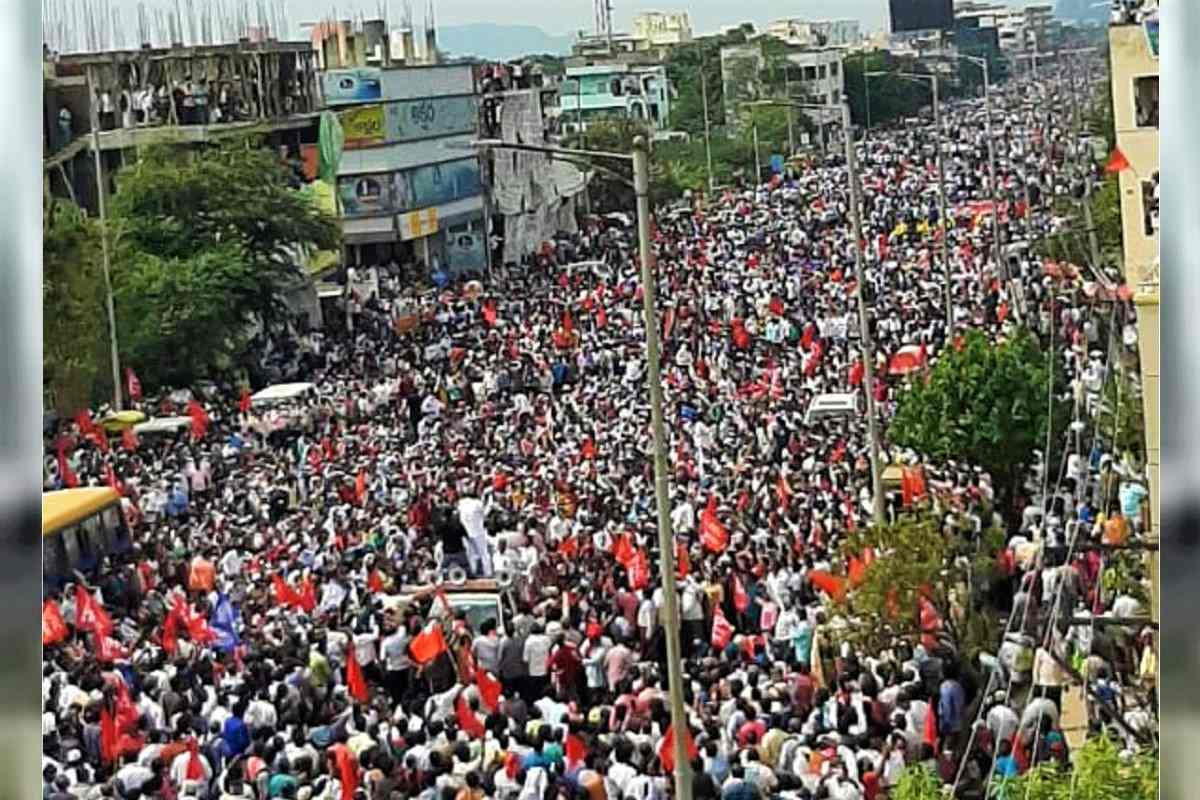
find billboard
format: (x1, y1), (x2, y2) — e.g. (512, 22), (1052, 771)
(341, 105), (386, 146)
(322, 68), (383, 105)
(337, 158), (482, 218)
(888, 0), (953, 33)
(341, 96), (477, 150)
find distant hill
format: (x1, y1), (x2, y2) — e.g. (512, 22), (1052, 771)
(437, 23), (576, 61)
(1054, 0), (1109, 24)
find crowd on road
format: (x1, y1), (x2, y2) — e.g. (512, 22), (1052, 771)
(42, 61), (1156, 800)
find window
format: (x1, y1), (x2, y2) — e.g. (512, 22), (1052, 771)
(818, 65), (826, 79)
(803, 66), (817, 81)
(1134, 76), (1158, 128)
(1142, 172), (1159, 236)
(830, 61), (839, 77)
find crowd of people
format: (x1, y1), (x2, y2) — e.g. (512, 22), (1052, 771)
(42, 61), (1157, 800)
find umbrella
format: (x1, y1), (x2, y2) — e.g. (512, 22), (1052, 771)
(888, 345), (927, 376)
(98, 410), (147, 433)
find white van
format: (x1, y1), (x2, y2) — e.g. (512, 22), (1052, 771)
(804, 392), (862, 426)
(380, 580), (507, 635)
(251, 383), (317, 433)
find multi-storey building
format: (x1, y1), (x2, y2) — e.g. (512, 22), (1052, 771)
(558, 64), (672, 133)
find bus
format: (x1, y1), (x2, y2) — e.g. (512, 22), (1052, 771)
(42, 487), (131, 590)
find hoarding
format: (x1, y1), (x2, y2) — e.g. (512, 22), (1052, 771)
(398, 207), (439, 241)
(888, 0), (953, 33)
(387, 95), (477, 142)
(341, 105), (386, 146)
(322, 68), (383, 105)
(337, 158), (482, 218)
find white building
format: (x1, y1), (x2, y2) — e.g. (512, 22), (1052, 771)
(763, 18), (861, 49)
(632, 11), (693, 47)
(784, 49), (846, 108)
(558, 64), (672, 132)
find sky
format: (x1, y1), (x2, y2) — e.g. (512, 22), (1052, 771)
(88, 0), (1056, 44)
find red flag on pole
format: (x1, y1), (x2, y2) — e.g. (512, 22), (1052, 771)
(238, 388), (252, 414)
(658, 724), (699, 773)
(732, 575), (749, 613)
(675, 541), (690, 579)
(42, 600), (68, 645)
(272, 574), (301, 608)
(482, 299), (498, 327)
(74, 410), (96, 435)
(74, 585), (114, 636)
(700, 498), (729, 553)
(187, 400), (209, 441)
(410, 623), (448, 665)
(809, 571), (847, 603)
(1104, 147), (1131, 174)
(848, 360), (864, 387)
(298, 576), (317, 613)
(161, 604), (179, 655)
(331, 743), (359, 800)
(124, 368), (142, 401)
(711, 606), (734, 649)
(476, 668), (502, 711)
(611, 533), (636, 567)
(99, 706), (118, 763)
(346, 643), (368, 703)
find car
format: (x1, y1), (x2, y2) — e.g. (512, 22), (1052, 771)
(804, 392), (863, 426)
(379, 579), (508, 635)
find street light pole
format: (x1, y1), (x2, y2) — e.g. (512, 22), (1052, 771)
(86, 66), (124, 412)
(744, 98), (885, 524)
(701, 66), (715, 191)
(840, 100), (886, 526)
(752, 121), (761, 184)
(458, 135), (692, 799)
(632, 135), (693, 800)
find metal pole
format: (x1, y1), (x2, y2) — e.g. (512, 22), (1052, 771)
(932, 71), (952, 332)
(632, 135), (692, 800)
(863, 52), (872, 136)
(979, 57), (1015, 322)
(86, 66), (124, 412)
(578, 78), (591, 216)
(841, 101), (885, 526)
(701, 66), (714, 191)
(783, 60), (795, 157)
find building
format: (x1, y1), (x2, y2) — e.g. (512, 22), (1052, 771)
(720, 44), (765, 133)
(321, 50), (488, 277)
(783, 49), (846, 107)
(558, 64), (672, 132)
(632, 11), (693, 47)
(763, 19), (861, 49)
(42, 39), (322, 213)
(1108, 6), (1159, 620)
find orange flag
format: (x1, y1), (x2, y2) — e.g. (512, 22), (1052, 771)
(456, 694), (485, 738)
(476, 668), (502, 711)
(848, 556), (866, 588)
(809, 570), (847, 603)
(658, 724), (699, 773)
(346, 643), (368, 703)
(410, 623), (448, 665)
(1104, 147), (1131, 174)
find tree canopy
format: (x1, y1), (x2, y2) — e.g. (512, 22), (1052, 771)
(888, 328), (1069, 513)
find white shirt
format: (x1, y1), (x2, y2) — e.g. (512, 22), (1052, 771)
(523, 634), (551, 677)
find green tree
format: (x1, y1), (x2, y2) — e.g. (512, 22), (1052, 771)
(108, 139), (341, 389)
(890, 764), (943, 800)
(834, 511), (1005, 659)
(43, 200), (108, 413)
(1035, 176), (1123, 270)
(888, 328), (1069, 515)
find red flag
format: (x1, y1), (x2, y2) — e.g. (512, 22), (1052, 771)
(410, 623), (448, 665)
(355, 470), (367, 506)
(42, 600), (68, 645)
(658, 724), (699, 773)
(562, 310), (574, 336)
(161, 603), (179, 655)
(482, 299), (498, 327)
(675, 541), (690, 579)
(711, 606), (734, 649)
(56, 443), (79, 488)
(901, 468), (915, 508)
(272, 574), (301, 608)
(732, 575), (749, 613)
(731, 318), (750, 350)
(801, 323), (815, 350)
(121, 428), (138, 452)
(94, 631), (128, 662)
(557, 535), (579, 558)
(74, 410), (96, 435)
(346, 643), (368, 703)
(848, 556), (867, 588)
(630, 548), (650, 590)
(476, 668), (502, 711)
(455, 694), (485, 738)
(611, 533), (636, 568)
(662, 307), (676, 340)
(700, 502), (729, 553)
(99, 706), (118, 763)
(238, 388), (252, 414)
(595, 303), (608, 328)
(565, 733), (588, 768)
(86, 427), (110, 453)
(1104, 147), (1131, 174)
(581, 438), (596, 460)
(911, 467), (927, 499)
(187, 400), (209, 441)
(186, 737), (206, 781)
(74, 585), (114, 636)
(768, 296), (784, 316)
(809, 571), (847, 603)
(367, 569), (384, 594)
(114, 680), (139, 732)
(124, 368), (142, 401)
(331, 743), (359, 800)
(298, 576), (317, 613)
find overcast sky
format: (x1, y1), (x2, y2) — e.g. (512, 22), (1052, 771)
(87, 0), (1055, 43)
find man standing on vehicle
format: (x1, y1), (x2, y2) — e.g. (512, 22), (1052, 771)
(458, 494), (493, 578)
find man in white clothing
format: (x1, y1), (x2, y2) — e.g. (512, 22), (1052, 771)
(458, 495), (493, 577)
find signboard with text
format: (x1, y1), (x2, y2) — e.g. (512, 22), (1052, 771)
(398, 207), (439, 241)
(321, 68), (383, 105)
(341, 105), (385, 146)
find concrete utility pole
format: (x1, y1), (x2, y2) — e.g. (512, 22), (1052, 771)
(86, 66), (124, 412)
(458, 135), (693, 800)
(701, 65), (714, 191)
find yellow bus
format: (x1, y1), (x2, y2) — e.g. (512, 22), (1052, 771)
(42, 487), (131, 588)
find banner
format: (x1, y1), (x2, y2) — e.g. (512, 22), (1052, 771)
(387, 95), (477, 142)
(398, 207), (439, 241)
(817, 315), (849, 340)
(341, 105), (385, 147)
(321, 68), (383, 105)
(338, 173), (395, 216)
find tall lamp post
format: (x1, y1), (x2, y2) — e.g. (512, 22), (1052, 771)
(459, 136), (694, 800)
(747, 98), (885, 526)
(866, 69), (953, 332)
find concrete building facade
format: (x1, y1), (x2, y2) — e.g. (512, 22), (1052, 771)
(632, 11), (693, 47)
(558, 64), (672, 132)
(1108, 12), (1159, 619)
